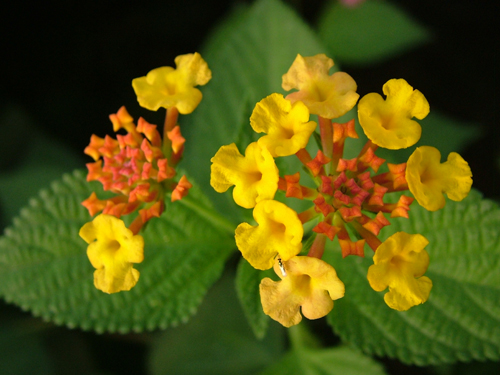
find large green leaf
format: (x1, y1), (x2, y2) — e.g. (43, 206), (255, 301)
(327, 189), (500, 365)
(148, 270), (286, 375)
(236, 258), (275, 339)
(0, 170), (235, 332)
(317, 0), (431, 65)
(182, 0), (328, 222)
(260, 325), (387, 375)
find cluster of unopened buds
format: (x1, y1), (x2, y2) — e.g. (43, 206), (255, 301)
(211, 54), (473, 327)
(79, 53), (211, 294)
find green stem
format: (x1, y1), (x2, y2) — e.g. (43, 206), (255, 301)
(288, 323), (321, 350)
(176, 193), (236, 235)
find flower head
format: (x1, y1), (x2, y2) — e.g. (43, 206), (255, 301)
(210, 142), (279, 208)
(132, 52), (211, 114)
(367, 232), (432, 311)
(358, 79), (429, 149)
(406, 146), (472, 211)
(260, 256), (345, 327)
(250, 93), (317, 157)
(235, 200), (303, 269)
(82, 107), (178, 231)
(79, 214), (144, 294)
(282, 54), (359, 119)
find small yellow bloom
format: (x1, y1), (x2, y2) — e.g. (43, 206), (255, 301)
(406, 146), (472, 211)
(79, 214), (144, 294)
(260, 256), (345, 327)
(250, 93), (317, 157)
(367, 232), (432, 311)
(282, 54), (359, 119)
(132, 52), (211, 114)
(235, 200), (303, 270)
(210, 142), (279, 208)
(358, 79), (429, 149)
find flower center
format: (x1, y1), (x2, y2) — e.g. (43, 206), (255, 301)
(107, 240), (121, 254)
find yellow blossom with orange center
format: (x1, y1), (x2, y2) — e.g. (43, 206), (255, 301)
(358, 79), (429, 150)
(210, 142), (279, 209)
(367, 232), (432, 311)
(260, 256), (345, 327)
(250, 93), (317, 157)
(235, 200), (303, 269)
(79, 214), (144, 294)
(282, 54), (359, 119)
(132, 52), (211, 114)
(406, 146), (472, 211)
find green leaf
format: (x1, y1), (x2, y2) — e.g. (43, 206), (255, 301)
(148, 270), (286, 375)
(260, 326), (387, 375)
(182, 0), (328, 222)
(327, 189), (500, 365)
(236, 258), (275, 339)
(0, 170), (235, 333)
(317, 0), (431, 65)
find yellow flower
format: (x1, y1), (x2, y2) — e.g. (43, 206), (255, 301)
(367, 232), (432, 311)
(406, 146), (472, 211)
(358, 79), (429, 149)
(132, 52), (211, 114)
(79, 214), (144, 294)
(260, 256), (345, 327)
(210, 142), (279, 209)
(282, 54), (359, 119)
(250, 93), (317, 157)
(235, 200), (303, 270)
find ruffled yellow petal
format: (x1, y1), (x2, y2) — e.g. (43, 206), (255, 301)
(235, 200), (303, 270)
(210, 142), (278, 208)
(250, 93), (317, 157)
(358, 79), (429, 149)
(79, 214), (144, 294)
(260, 256), (345, 327)
(282, 54), (359, 119)
(406, 146), (472, 211)
(367, 232), (432, 311)
(132, 52), (211, 114)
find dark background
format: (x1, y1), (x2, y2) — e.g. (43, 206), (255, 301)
(0, 1), (497, 374)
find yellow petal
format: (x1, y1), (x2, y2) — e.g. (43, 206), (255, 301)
(406, 146), (472, 211)
(282, 54), (359, 119)
(235, 200), (302, 270)
(79, 214), (144, 294)
(210, 142), (278, 208)
(358, 79), (429, 149)
(132, 53), (211, 113)
(250, 93), (317, 157)
(282, 54), (334, 91)
(260, 256), (345, 327)
(174, 52), (212, 86)
(260, 277), (303, 327)
(367, 232), (432, 310)
(384, 275), (432, 311)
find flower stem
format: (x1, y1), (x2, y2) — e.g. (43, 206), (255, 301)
(308, 233), (327, 259)
(176, 193), (236, 235)
(318, 116), (333, 161)
(162, 107), (179, 158)
(164, 107), (179, 134)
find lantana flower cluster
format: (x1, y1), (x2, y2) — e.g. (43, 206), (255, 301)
(211, 54), (472, 327)
(80, 53), (211, 294)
